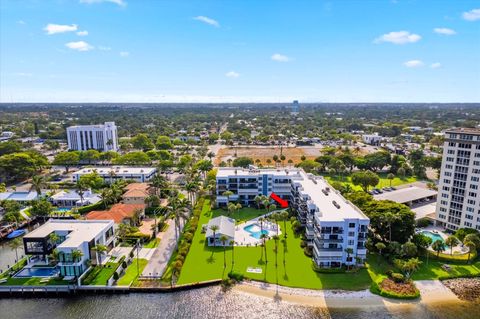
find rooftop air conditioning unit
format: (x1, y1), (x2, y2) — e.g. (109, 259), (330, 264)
(332, 201), (340, 209)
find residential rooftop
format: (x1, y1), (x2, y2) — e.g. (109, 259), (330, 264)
(205, 216), (235, 238)
(444, 127), (480, 135)
(373, 186), (437, 204)
(74, 166), (156, 176)
(24, 219), (113, 248)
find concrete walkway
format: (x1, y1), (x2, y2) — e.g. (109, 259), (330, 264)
(141, 218), (185, 277)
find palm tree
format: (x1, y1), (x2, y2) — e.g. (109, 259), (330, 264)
(9, 238), (22, 262)
(445, 235), (459, 255)
(254, 195), (263, 208)
(272, 235), (280, 267)
(92, 244), (108, 266)
(49, 249), (60, 264)
(108, 170), (116, 184)
(222, 190), (233, 203)
(383, 213), (398, 242)
(100, 188), (112, 209)
(260, 233), (268, 264)
(49, 232), (60, 245)
(166, 196), (190, 245)
(210, 225), (219, 250)
(375, 242), (386, 256)
(432, 240), (446, 258)
(387, 173), (395, 187)
(220, 235), (229, 268)
(75, 180), (87, 206)
(231, 241), (236, 267)
(464, 240), (476, 263)
(344, 248), (354, 269)
(31, 175), (46, 196)
(280, 211), (289, 238)
(71, 249), (84, 263)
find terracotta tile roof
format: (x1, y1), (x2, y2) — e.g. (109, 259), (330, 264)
(86, 203), (145, 224)
(123, 183), (150, 199)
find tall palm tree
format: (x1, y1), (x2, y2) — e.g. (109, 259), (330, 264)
(166, 196), (190, 245)
(231, 241), (236, 267)
(445, 236), (459, 255)
(272, 235), (280, 267)
(71, 249), (84, 263)
(31, 175), (46, 196)
(464, 240), (476, 263)
(92, 244), (108, 266)
(383, 213), (398, 242)
(49, 232), (60, 245)
(432, 240), (445, 258)
(75, 180), (87, 206)
(210, 225), (219, 250)
(280, 211), (289, 238)
(220, 235), (229, 268)
(260, 233), (268, 264)
(9, 238), (22, 262)
(344, 248), (354, 270)
(100, 188), (112, 209)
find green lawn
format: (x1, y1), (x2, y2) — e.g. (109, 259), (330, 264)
(82, 262), (120, 285)
(323, 172), (418, 191)
(144, 238), (160, 249)
(366, 254), (480, 282)
(0, 276), (69, 286)
(177, 200), (372, 290)
(211, 206), (268, 224)
(117, 258), (148, 286)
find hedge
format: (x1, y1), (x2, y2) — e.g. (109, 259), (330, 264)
(77, 201), (106, 214)
(370, 281), (420, 300)
(427, 249), (477, 263)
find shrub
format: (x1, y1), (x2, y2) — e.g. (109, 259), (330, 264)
(129, 251), (134, 259)
(385, 269), (393, 277)
(122, 261), (127, 269)
(300, 240), (307, 248)
(175, 255), (185, 263)
(77, 201), (106, 214)
(184, 232), (193, 243)
(416, 218), (432, 228)
(113, 272), (119, 281)
(228, 271), (244, 282)
(303, 246), (313, 257)
(391, 272), (405, 283)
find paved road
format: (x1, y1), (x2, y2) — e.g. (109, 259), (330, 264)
(141, 217), (185, 277)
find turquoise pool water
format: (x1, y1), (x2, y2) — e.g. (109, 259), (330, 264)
(420, 231), (445, 244)
(244, 224), (269, 239)
(14, 267), (59, 278)
(54, 208), (70, 213)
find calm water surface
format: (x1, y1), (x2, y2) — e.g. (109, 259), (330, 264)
(1, 287), (479, 319)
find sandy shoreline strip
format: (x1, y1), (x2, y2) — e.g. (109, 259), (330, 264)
(234, 280), (461, 309)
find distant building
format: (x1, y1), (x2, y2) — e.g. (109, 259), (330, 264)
(435, 128), (480, 231)
(0, 131), (14, 142)
(122, 183), (152, 205)
(67, 121), (118, 151)
(0, 191), (39, 205)
(72, 166), (156, 184)
(291, 100), (299, 114)
(362, 133), (381, 145)
(373, 186), (437, 207)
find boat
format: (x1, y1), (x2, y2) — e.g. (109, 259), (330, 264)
(6, 229), (26, 239)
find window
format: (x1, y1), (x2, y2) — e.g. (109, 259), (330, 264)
(348, 223), (355, 228)
(348, 231), (355, 237)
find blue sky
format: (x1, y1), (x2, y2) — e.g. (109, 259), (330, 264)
(1, 0), (479, 103)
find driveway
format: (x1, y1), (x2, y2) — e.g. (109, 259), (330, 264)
(141, 217), (185, 277)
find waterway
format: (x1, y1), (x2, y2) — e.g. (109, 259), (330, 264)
(0, 287), (479, 319)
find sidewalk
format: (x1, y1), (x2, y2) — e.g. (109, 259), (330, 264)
(141, 218), (185, 277)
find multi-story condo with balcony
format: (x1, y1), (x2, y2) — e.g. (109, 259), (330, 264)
(216, 167), (369, 268)
(67, 121), (119, 151)
(435, 128), (480, 231)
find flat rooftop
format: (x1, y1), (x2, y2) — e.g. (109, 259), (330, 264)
(217, 167), (368, 222)
(75, 166), (156, 175)
(444, 128), (480, 135)
(373, 186), (437, 204)
(24, 220), (113, 248)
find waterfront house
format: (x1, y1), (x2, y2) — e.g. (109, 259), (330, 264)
(86, 203), (145, 225)
(205, 216), (235, 246)
(49, 189), (101, 208)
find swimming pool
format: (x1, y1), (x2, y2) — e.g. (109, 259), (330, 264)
(244, 224), (269, 239)
(54, 208), (70, 213)
(14, 267), (59, 278)
(419, 231), (445, 244)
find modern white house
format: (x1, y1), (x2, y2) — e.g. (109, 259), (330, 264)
(67, 121), (119, 151)
(205, 216), (235, 246)
(0, 191), (39, 205)
(362, 133), (381, 145)
(23, 220), (115, 277)
(216, 167), (369, 268)
(435, 128), (480, 231)
(72, 166), (157, 184)
(49, 189), (101, 208)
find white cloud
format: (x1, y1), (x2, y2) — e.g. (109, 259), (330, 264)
(374, 31), (421, 44)
(44, 23), (78, 35)
(434, 28), (456, 35)
(404, 60), (424, 68)
(271, 53), (290, 62)
(79, 0), (126, 7)
(430, 62), (442, 69)
(13, 72), (32, 77)
(463, 8), (480, 21)
(65, 41), (93, 51)
(119, 51), (130, 57)
(225, 71), (240, 78)
(17, 20), (26, 25)
(77, 30), (88, 36)
(193, 16), (219, 27)
(98, 46), (111, 51)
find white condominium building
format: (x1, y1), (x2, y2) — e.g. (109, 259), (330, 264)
(67, 121), (119, 151)
(72, 166), (157, 184)
(435, 128), (480, 231)
(216, 167), (369, 268)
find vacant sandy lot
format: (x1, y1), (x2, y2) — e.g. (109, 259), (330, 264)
(215, 146), (322, 166)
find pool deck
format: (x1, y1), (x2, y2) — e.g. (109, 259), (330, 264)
(234, 211), (283, 246)
(418, 226), (468, 254)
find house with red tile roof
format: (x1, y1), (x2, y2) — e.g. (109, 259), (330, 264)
(86, 203), (145, 225)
